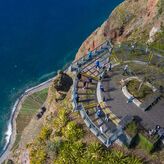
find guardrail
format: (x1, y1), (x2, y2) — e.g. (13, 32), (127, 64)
(72, 40), (112, 64)
(79, 104), (123, 147)
(81, 49), (112, 73)
(72, 77), (80, 111)
(70, 40), (112, 72)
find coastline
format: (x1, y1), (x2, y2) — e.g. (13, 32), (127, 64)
(0, 78), (54, 163)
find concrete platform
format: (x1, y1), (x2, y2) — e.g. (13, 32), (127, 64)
(102, 72), (164, 130)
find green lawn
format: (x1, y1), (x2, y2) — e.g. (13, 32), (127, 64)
(12, 88), (48, 150)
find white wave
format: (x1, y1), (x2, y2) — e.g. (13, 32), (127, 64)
(2, 99), (19, 151)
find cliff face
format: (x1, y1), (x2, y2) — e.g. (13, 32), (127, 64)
(75, 0), (164, 60)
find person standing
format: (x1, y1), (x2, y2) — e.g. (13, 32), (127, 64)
(95, 60), (101, 70)
(108, 62), (112, 71)
(105, 114), (109, 122)
(77, 72), (81, 80)
(123, 65), (128, 75)
(87, 48), (92, 60)
(83, 80), (87, 90)
(100, 84), (105, 92)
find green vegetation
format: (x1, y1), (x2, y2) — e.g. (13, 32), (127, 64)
(125, 121), (138, 137)
(150, 27), (164, 52)
(28, 95), (143, 164)
(62, 121), (84, 141)
(138, 134), (155, 153)
(13, 88), (48, 150)
(39, 126), (52, 141)
(54, 141), (142, 164)
(127, 80), (153, 100)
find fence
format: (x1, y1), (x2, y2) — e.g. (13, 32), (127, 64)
(70, 40), (112, 73)
(79, 105), (123, 147)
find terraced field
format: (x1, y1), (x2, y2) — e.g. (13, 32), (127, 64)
(13, 88), (48, 150)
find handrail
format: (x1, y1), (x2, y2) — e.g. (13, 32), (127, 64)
(72, 78), (79, 111)
(72, 40), (112, 65)
(79, 105), (123, 143)
(81, 50), (111, 73)
(79, 105), (109, 139)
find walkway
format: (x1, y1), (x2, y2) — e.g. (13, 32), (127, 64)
(102, 71), (164, 130)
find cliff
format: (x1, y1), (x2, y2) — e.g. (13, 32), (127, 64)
(76, 0), (164, 60)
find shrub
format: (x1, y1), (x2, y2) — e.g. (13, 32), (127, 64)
(46, 140), (62, 157)
(30, 148), (47, 164)
(125, 121), (138, 137)
(54, 109), (69, 130)
(62, 121), (84, 141)
(39, 126), (52, 141)
(138, 134), (154, 153)
(84, 142), (102, 161)
(54, 141), (84, 164)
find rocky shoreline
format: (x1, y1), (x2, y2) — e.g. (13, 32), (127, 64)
(0, 78), (53, 163)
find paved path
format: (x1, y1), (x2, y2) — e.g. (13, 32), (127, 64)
(102, 71), (164, 130)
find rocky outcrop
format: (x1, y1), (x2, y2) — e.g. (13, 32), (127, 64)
(53, 71), (73, 93)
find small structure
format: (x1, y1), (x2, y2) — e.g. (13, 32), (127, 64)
(36, 106), (47, 119)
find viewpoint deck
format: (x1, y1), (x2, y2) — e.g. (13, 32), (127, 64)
(71, 40), (164, 147)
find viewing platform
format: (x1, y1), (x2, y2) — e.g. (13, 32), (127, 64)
(71, 40), (164, 147)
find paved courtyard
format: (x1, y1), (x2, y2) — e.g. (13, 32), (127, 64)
(102, 71), (164, 130)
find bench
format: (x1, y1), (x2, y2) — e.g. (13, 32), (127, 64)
(140, 92), (161, 111)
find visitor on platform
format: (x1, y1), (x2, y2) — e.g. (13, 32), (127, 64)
(88, 77), (92, 83)
(96, 109), (102, 117)
(96, 104), (102, 111)
(123, 64), (129, 75)
(126, 96), (134, 104)
(83, 80), (87, 90)
(77, 72), (81, 80)
(100, 84), (105, 92)
(103, 96), (107, 102)
(105, 114), (109, 122)
(95, 60), (101, 70)
(109, 63), (112, 71)
(87, 48), (92, 60)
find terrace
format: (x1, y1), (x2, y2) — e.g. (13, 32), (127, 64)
(71, 40), (164, 148)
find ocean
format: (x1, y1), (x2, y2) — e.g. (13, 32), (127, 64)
(0, 0), (123, 155)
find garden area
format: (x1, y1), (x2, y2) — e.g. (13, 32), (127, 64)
(125, 120), (160, 154)
(126, 79), (153, 101)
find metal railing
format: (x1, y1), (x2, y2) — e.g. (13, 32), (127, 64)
(79, 105), (123, 147)
(71, 40), (112, 72)
(72, 40), (112, 65)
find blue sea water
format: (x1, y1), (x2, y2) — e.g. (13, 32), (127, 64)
(0, 0), (123, 155)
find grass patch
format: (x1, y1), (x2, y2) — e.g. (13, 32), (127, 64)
(12, 88), (48, 150)
(137, 134), (155, 153)
(127, 80), (153, 100)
